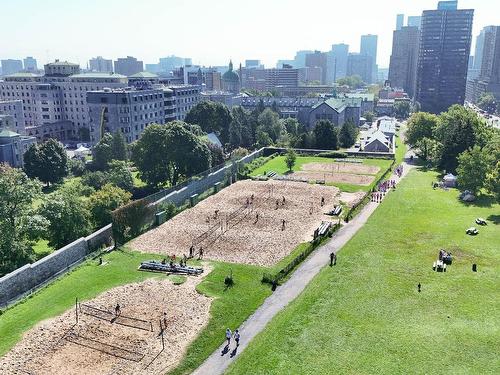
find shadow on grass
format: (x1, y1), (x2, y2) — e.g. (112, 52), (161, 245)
(487, 214), (500, 225)
(458, 194), (496, 208)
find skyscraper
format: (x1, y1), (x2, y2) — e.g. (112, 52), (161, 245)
(305, 51), (328, 84)
(114, 56), (143, 76)
(389, 26), (420, 97)
(89, 56), (113, 73)
(329, 44), (349, 82)
(396, 14), (404, 30)
(466, 26), (500, 102)
(1, 59), (23, 75)
(294, 50), (313, 69)
(415, 2), (473, 113)
(360, 35), (378, 83)
(23, 57), (37, 71)
(407, 16), (422, 28)
(347, 53), (373, 84)
(473, 26), (496, 71)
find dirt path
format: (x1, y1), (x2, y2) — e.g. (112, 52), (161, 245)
(192, 154), (416, 375)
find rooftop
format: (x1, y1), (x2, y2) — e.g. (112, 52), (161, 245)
(0, 128), (20, 138)
(45, 60), (79, 67)
(129, 71), (159, 78)
(4, 72), (41, 78)
(69, 72), (127, 79)
(312, 97), (362, 112)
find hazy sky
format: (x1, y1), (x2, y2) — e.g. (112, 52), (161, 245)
(0, 0), (498, 69)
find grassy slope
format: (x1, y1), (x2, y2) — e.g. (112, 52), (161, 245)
(0, 250), (272, 374)
(227, 169), (500, 375)
(250, 156), (392, 193)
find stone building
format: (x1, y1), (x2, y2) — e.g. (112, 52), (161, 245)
(221, 61), (241, 94)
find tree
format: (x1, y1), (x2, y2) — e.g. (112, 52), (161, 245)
(406, 112), (439, 147)
(415, 137), (441, 164)
(434, 105), (491, 172)
(24, 139), (68, 185)
(39, 187), (93, 249)
(107, 160), (134, 192)
(111, 131), (128, 161)
(68, 157), (86, 177)
(207, 143), (225, 166)
(336, 75), (364, 89)
(81, 170), (109, 190)
(229, 106), (254, 149)
(284, 148), (297, 172)
(314, 120), (339, 150)
(0, 165), (47, 275)
(92, 133), (113, 170)
(88, 184), (131, 228)
(282, 118), (301, 138)
(185, 101), (232, 144)
(131, 122), (211, 187)
(339, 120), (358, 148)
(257, 108), (285, 143)
(130, 125), (170, 187)
(484, 131), (500, 201)
(394, 100), (411, 119)
(456, 146), (491, 194)
(477, 92), (497, 114)
(362, 111), (375, 123)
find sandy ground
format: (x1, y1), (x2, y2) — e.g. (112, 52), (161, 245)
(290, 171), (375, 186)
(131, 180), (340, 267)
(301, 162), (380, 175)
(339, 192), (366, 208)
(0, 274), (212, 375)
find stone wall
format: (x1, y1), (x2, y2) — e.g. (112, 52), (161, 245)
(0, 225), (112, 308)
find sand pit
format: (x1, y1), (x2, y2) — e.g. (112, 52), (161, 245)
(131, 180), (340, 267)
(0, 275), (212, 375)
(301, 162), (380, 175)
(290, 171), (375, 186)
(339, 191), (366, 208)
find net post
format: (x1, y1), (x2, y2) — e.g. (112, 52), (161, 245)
(75, 297), (79, 324)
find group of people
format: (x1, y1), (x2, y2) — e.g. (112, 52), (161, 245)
(225, 328), (241, 347)
(371, 191), (385, 203)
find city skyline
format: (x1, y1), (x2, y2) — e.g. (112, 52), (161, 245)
(0, 0), (497, 69)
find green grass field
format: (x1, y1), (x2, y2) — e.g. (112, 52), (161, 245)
(0, 249), (271, 375)
(227, 168), (500, 375)
(250, 156), (393, 192)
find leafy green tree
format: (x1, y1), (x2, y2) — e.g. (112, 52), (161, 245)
(165, 121), (212, 185)
(485, 160), (500, 202)
(81, 170), (109, 190)
(207, 143), (225, 166)
(477, 92), (497, 114)
(285, 148), (297, 172)
(111, 131), (128, 161)
(415, 137), (441, 164)
(336, 75), (364, 89)
(257, 108), (285, 142)
(394, 100), (411, 119)
(131, 122), (211, 187)
(456, 146), (491, 194)
(362, 111), (375, 123)
(406, 112), (439, 147)
(434, 105), (491, 172)
(339, 120), (358, 148)
(88, 184), (131, 228)
(130, 125), (170, 187)
(92, 133), (113, 170)
(185, 101), (232, 144)
(314, 120), (339, 150)
(229, 106), (254, 149)
(24, 139), (68, 185)
(0, 164), (48, 275)
(107, 160), (134, 192)
(282, 118), (301, 138)
(255, 129), (273, 148)
(39, 187), (93, 249)
(68, 157), (86, 177)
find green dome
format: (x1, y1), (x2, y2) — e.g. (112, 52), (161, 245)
(222, 60), (239, 82)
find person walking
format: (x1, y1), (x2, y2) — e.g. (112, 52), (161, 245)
(329, 252), (335, 267)
(225, 328), (232, 346)
(234, 329), (240, 347)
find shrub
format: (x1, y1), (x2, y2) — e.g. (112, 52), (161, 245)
(111, 199), (155, 245)
(317, 151), (348, 159)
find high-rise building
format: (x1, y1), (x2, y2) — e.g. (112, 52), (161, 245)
(360, 34), (378, 83)
(89, 56), (113, 73)
(158, 56), (190, 73)
(347, 53), (373, 84)
(466, 26), (500, 103)
(407, 16), (422, 28)
(473, 26), (496, 71)
(396, 14), (404, 30)
(415, 2), (473, 114)
(1, 59), (23, 76)
(23, 57), (37, 72)
(245, 60), (261, 68)
(437, 1), (458, 10)
(329, 44), (349, 81)
(294, 50), (313, 69)
(389, 26), (420, 97)
(114, 56), (143, 76)
(305, 51), (328, 84)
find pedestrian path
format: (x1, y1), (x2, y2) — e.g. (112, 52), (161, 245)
(192, 156), (415, 375)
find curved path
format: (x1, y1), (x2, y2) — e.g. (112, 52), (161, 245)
(193, 154), (415, 375)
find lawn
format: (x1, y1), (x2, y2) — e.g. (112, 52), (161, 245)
(0, 249), (271, 375)
(250, 155), (393, 192)
(226, 168), (500, 375)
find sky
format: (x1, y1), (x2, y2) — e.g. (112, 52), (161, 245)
(0, 0), (498, 69)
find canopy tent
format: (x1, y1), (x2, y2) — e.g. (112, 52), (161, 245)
(442, 173), (457, 187)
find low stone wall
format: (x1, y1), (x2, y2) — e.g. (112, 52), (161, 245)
(0, 225), (112, 308)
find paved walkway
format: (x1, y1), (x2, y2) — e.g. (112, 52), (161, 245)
(193, 156), (415, 375)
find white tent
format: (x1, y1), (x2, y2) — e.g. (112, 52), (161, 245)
(74, 145), (90, 158)
(443, 173), (457, 187)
